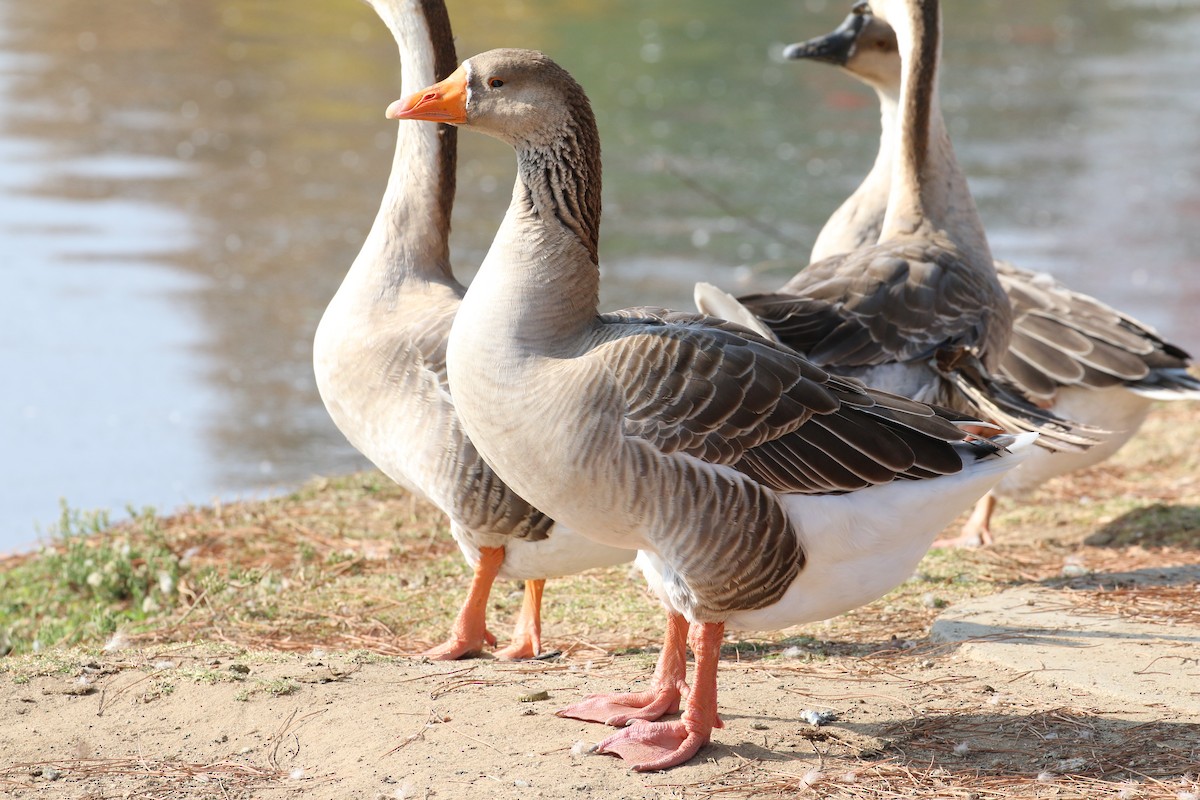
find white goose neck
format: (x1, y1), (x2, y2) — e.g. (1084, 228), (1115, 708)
(810, 83), (899, 262)
(352, 0), (458, 297)
(460, 144), (602, 349)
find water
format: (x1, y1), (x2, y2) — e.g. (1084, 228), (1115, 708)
(3, 0), (1198, 552)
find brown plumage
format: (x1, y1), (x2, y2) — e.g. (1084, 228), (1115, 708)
(391, 42), (1037, 771)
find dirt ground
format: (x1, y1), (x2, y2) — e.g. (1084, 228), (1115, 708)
(2, 402), (1198, 798)
(1, 626), (1197, 799)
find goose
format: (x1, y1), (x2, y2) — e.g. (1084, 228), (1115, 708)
(781, 2), (1200, 545)
(694, 0), (1098, 542)
(389, 46), (1037, 771)
(311, 0), (631, 661)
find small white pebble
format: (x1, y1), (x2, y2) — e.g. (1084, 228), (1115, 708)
(840, 771), (858, 784)
(153, 660), (175, 670)
(289, 768), (304, 780)
(570, 740), (596, 757)
(1043, 731), (1058, 739)
(1037, 771), (1056, 783)
(514, 779), (530, 788)
(781, 646), (804, 659)
(102, 633), (130, 652)
(800, 709), (836, 726)
(953, 742), (969, 756)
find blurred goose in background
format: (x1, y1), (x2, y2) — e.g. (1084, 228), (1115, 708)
(312, 0), (630, 660)
(696, 0), (1096, 492)
(389, 44), (1036, 771)
(780, 1), (1200, 545)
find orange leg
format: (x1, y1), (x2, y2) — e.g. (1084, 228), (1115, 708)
(557, 612), (689, 726)
(595, 620), (724, 771)
(932, 492), (997, 549)
(494, 579), (545, 660)
(422, 546), (504, 660)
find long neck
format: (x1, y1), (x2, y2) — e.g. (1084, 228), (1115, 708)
(879, 0), (991, 269)
(354, 0), (458, 293)
(810, 83), (898, 261)
(467, 101), (604, 347)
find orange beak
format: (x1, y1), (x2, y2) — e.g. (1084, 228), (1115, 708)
(386, 65), (468, 123)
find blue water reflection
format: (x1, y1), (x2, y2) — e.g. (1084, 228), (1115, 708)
(2, 0), (1198, 551)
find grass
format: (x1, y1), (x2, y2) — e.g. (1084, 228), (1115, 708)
(0, 504), (183, 655)
(2, 406), (1197, 662)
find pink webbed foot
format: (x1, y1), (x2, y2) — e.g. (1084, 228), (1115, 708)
(419, 546), (504, 660)
(558, 611), (691, 726)
(557, 685), (683, 727)
(930, 528), (992, 548)
(593, 619), (725, 771)
(492, 637), (537, 661)
(932, 493), (997, 549)
(595, 718), (709, 772)
(422, 627), (498, 660)
(493, 579), (545, 660)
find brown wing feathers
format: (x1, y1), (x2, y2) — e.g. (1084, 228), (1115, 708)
(599, 310), (999, 496)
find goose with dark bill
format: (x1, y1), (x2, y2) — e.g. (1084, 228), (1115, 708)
(696, 0), (1101, 519)
(778, 1), (1200, 545)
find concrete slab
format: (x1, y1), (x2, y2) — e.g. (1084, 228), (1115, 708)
(932, 564), (1200, 716)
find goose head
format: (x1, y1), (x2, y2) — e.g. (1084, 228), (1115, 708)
(785, 3), (900, 95)
(385, 48), (590, 150)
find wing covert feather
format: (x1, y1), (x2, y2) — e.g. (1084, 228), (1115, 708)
(592, 308), (995, 496)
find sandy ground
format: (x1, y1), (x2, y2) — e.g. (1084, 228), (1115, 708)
(2, 627), (1197, 799)
(3, 402), (1197, 798)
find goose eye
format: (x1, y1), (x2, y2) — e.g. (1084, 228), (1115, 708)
(488, 78), (505, 88)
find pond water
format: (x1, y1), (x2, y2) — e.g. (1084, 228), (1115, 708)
(3, 0), (1198, 552)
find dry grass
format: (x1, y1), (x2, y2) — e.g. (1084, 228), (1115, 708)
(0, 757), (295, 799)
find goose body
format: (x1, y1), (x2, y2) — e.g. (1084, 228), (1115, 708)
(312, 0), (630, 660)
(782, 3), (1200, 543)
(697, 0), (1095, 464)
(390, 41), (1035, 771)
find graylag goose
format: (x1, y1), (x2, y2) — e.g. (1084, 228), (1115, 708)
(697, 0), (1098, 480)
(389, 47), (1036, 771)
(783, 2), (1200, 545)
(312, 0), (631, 661)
